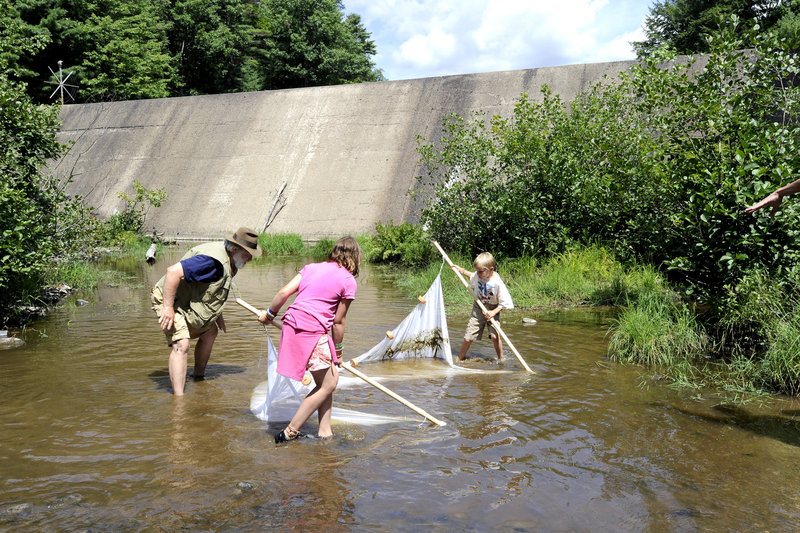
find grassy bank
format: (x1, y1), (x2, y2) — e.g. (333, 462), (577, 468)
(386, 242), (800, 398)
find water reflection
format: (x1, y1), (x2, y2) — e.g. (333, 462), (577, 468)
(2, 251), (800, 531)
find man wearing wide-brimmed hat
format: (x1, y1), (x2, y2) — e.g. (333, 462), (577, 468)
(151, 227), (262, 395)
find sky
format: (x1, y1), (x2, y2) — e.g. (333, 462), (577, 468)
(342, 0), (652, 81)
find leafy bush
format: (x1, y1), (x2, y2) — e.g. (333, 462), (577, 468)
(367, 222), (436, 267)
(103, 181), (166, 241)
(0, 3), (98, 320)
(416, 17), (800, 304)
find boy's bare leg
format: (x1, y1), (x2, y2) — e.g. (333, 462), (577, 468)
(168, 338), (191, 395)
(458, 339), (472, 361)
(491, 334), (503, 360)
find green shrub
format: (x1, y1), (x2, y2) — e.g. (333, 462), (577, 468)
(367, 222), (436, 267)
(415, 19), (800, 303)
(102, 181), (167, 242)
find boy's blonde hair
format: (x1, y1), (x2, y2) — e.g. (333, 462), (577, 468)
(329, 236), (363, 277)
(473, 252), (496, 271)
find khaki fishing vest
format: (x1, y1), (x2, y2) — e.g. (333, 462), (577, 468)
(156, 241), (233, 330)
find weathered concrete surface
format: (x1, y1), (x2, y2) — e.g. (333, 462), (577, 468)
(56, 61), (635, 240)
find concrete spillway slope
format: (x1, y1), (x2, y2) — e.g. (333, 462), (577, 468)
(56, 61), (634, 241)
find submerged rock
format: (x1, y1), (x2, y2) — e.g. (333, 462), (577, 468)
(233, 481), (257, 496)
(4, 502), (32, 517)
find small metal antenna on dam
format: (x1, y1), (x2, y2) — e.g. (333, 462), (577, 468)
(47, 60), (78, 104)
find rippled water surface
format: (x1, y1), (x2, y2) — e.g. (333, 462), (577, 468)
(3, 250), (800, 531)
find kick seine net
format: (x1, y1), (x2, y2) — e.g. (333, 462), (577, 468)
(249, 272), (453, 425)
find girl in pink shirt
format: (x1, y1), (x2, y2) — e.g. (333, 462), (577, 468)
(259, 236), (361, 442)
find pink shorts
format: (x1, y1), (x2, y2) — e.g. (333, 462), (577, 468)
(307, 334), (333, 372)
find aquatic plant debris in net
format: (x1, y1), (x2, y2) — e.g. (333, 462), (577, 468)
(351, 273), (453, 367)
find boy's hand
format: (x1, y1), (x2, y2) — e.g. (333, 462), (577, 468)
(451, 264), (468, 276)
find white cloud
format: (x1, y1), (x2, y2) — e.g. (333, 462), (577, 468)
(342, 0), (649, 80)
(397, 29), (457, 68)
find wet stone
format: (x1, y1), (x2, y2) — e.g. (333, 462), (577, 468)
(236, 481), (256, 492)
(0, 337), (24, 350)
(233, 481), (257, 496)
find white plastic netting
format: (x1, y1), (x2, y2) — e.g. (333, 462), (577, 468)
(351, 273), (453, 367)
(249, 273), (454, 425)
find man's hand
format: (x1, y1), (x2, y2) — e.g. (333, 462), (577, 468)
(159, 306), (175, 331)
(745, 191), (782, 216)
(216, 313), (227, 333)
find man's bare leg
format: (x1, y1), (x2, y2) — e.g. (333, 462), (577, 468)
(193, 327), (218, 378)
(168, 338), (191, 395)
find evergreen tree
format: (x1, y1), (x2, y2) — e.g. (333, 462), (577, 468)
(12, 0), (380, 102)
(634, 0), (798, 57)
(248, 0), (380, 90)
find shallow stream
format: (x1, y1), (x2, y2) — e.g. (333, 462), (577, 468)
(2, 251), (800, 531)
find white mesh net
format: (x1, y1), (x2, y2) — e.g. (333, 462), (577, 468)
(249, 273), (454, 425)
(351, 273), (453, 367)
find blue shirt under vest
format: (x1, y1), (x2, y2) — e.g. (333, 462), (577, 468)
(180, 255), (224, 283)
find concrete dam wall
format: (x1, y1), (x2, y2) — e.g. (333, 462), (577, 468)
(56, 60), (635, 241)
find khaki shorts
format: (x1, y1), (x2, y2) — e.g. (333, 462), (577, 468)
(151, 286), (216, 346)
(464, 302), (500, 341)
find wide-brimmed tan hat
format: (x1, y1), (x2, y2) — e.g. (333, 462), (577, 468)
(226, 227), (262, 258)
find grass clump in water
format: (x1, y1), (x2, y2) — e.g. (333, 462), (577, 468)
(608, 290), (710, 367)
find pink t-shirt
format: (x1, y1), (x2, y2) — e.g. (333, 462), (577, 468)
(287, 261), (357, 331)
(276, 261), (357, 380)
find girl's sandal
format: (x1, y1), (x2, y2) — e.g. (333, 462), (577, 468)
(274, 425), (302, 444)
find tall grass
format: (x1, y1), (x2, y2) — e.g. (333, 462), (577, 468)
(309, 238), (336, 261)
(43, 260), (116, 293)
(608, 290), (710, 367)
(393, 245), (667, 314)
(258, 233), (307, 256)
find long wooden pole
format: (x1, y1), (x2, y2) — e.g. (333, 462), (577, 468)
(431, 241), (534, 373)
(235, 297), (447, 426)
(340, 362), (446, 426)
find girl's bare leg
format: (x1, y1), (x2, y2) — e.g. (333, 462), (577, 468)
(286, 365), (338, 436)
(315, 365), (339, 437)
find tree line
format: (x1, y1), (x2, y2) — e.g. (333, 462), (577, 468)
(9, 0), (383, 104)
